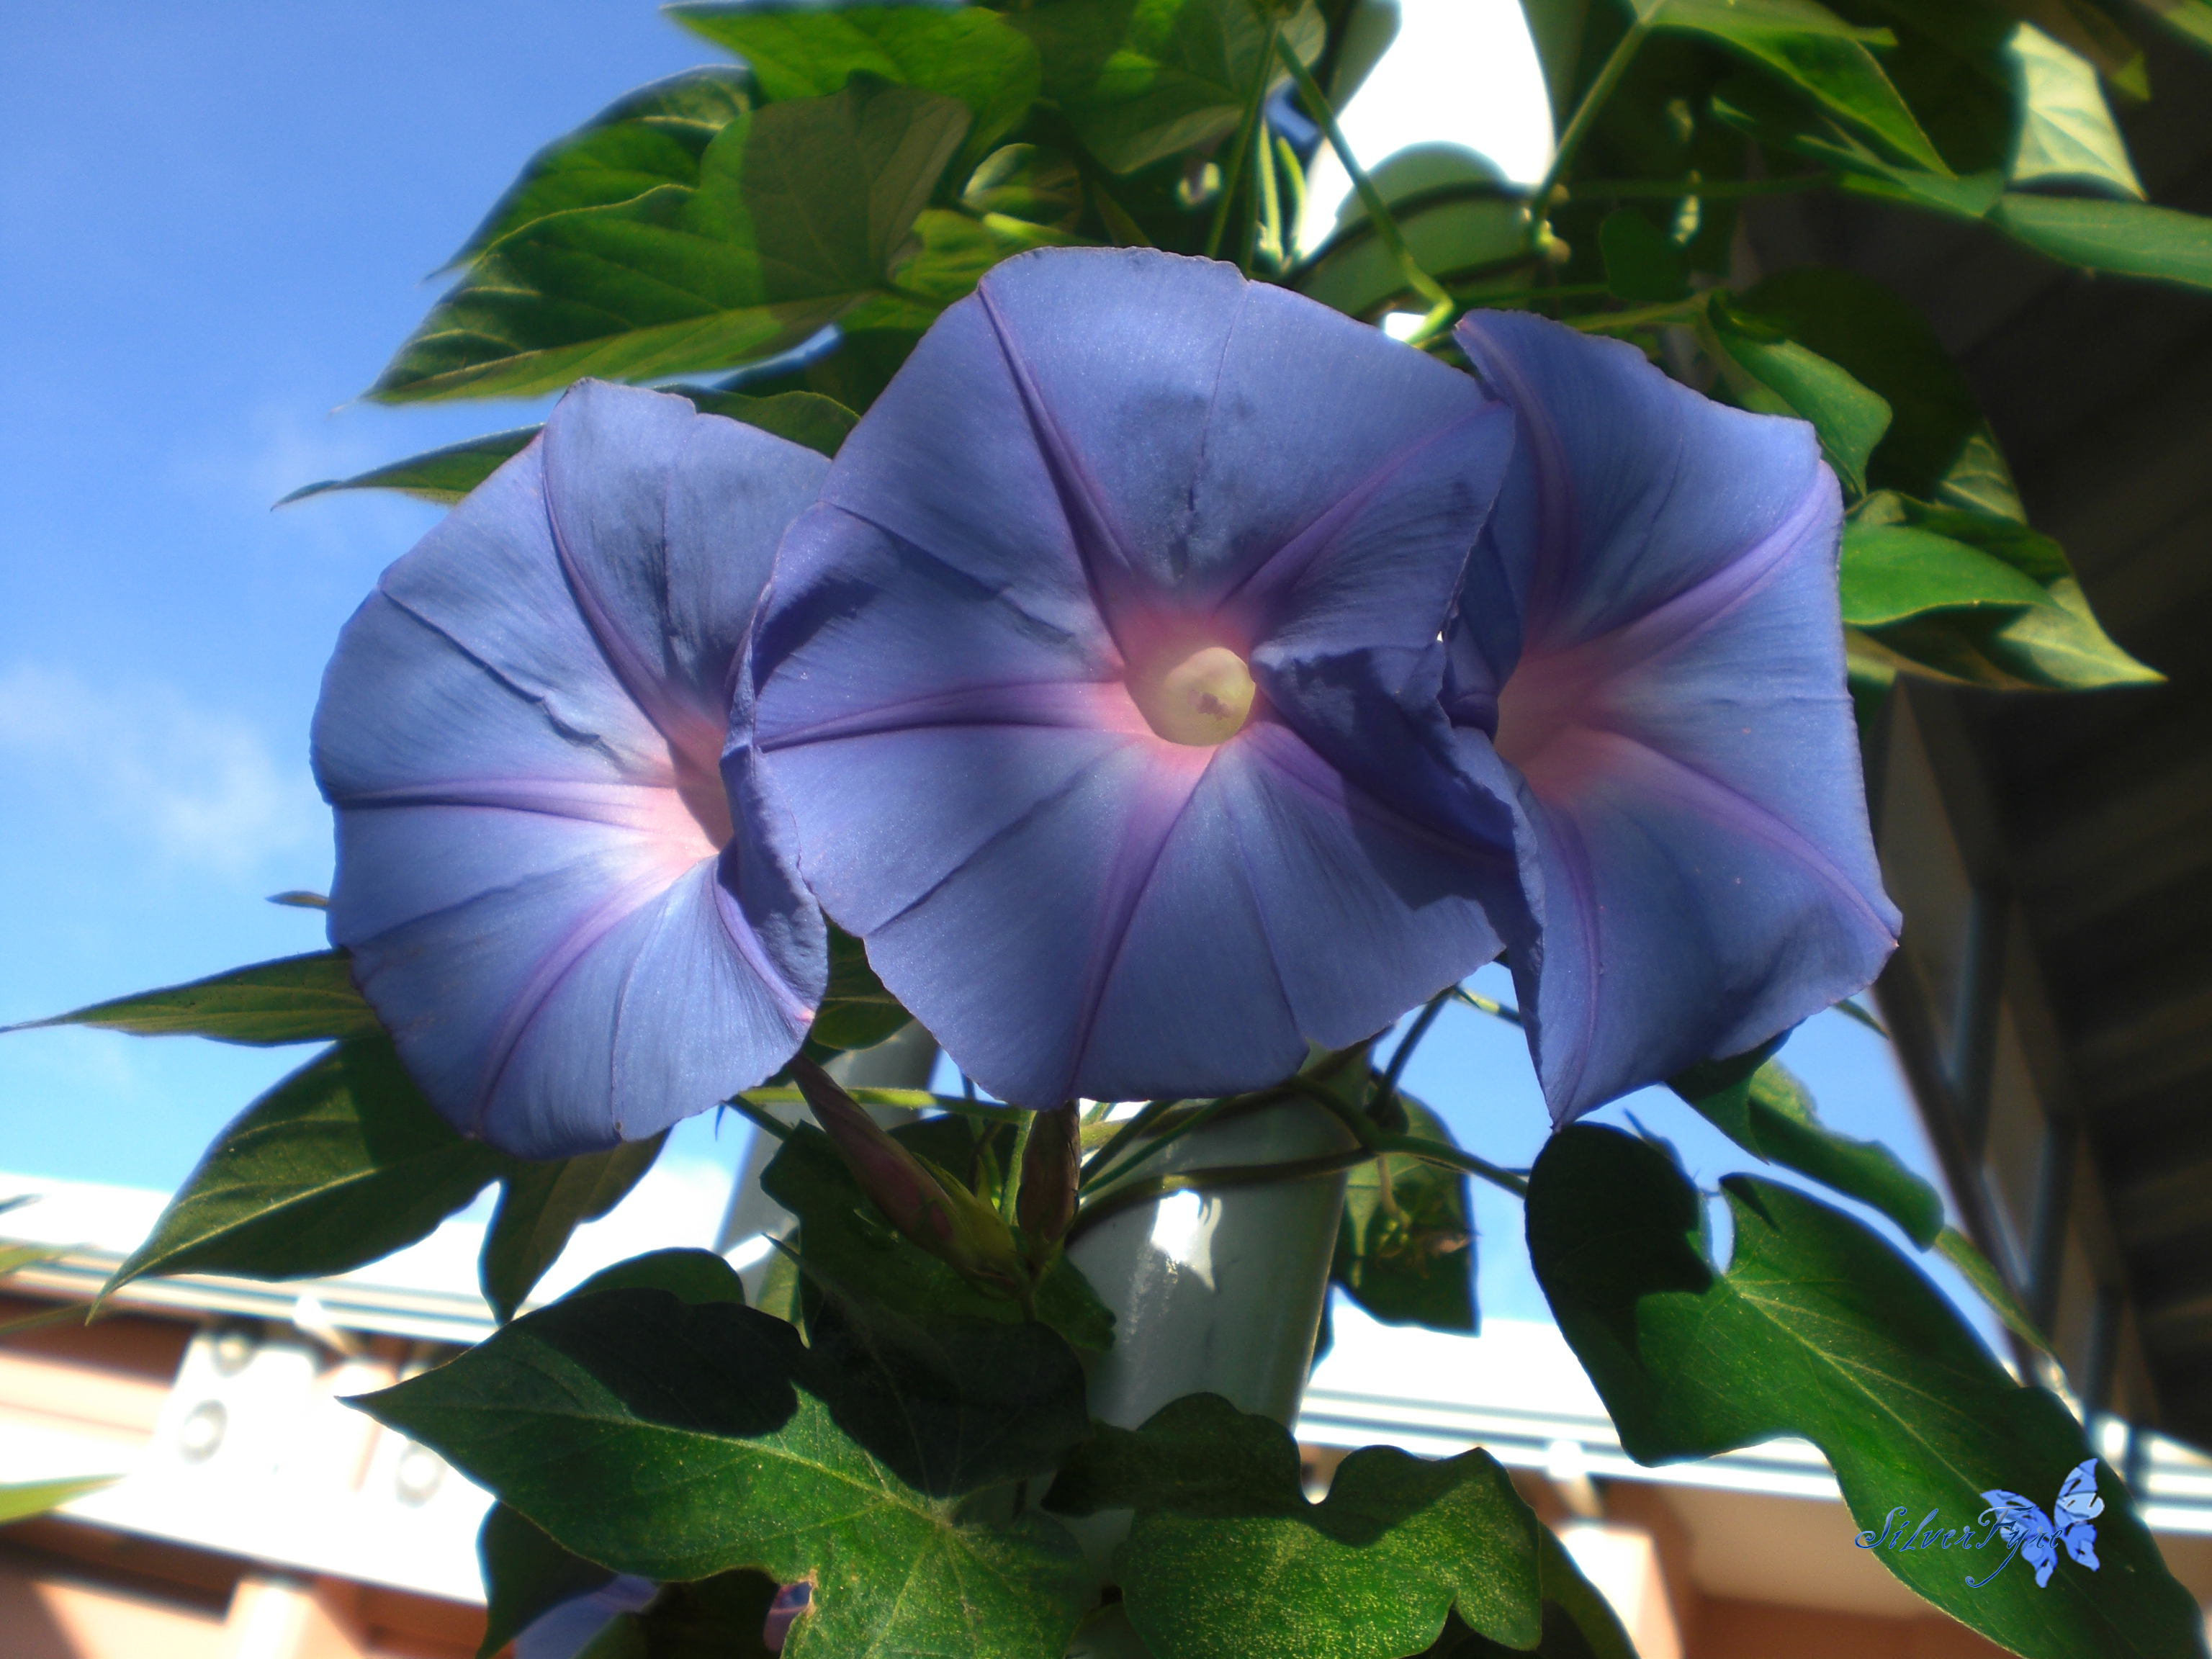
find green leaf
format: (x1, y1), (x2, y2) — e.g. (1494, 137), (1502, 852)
(1991, 191), (2212, 291)
(0, 1476), (119, 1525)
(570, 1246), (748, 1307)
(370, 83), (971, 403)
(1046, 1393), (1542, 1659)
(1709, 73), (2002, 220)
(7, 952), (380, 1047)
(0, 1242), (66, 1278)
(804, 929), (909, 1054)
(961, 143), (1086, 230)
(105, 1038), (508, 1295)
(1936, 1226), (2058, 1357)
(763, 1123), (1115, 1352)
(1848, 495), (2161, 689)
(1598, 206), (1689, 300)
(1421, 1530), (1639, 1658)
(583, 1571), (779, 1659)
(673, 4), (1042, 163)
(355, 1290), (1091, 1659)
(1671, 1053), (1946, 1247)
(878, 207), (1093, 311)
(478, 1502), (615, 1659)
(280, 389), (858, 508)
(480, 1135), (669, 1323)
(806, 1293), (1093, 1497)
(447, 68), (756, 269)
(2129, 0), (2212, 55)
(1333, 1092), (1475, 1333)
(1012, 0), (1325, 176)
(2005, 24), (2146, 198)
(1731, 266), (2018, 512)
(1705, 295), (1892, 495)
(1840, 523), (2058, 624)
(1656, 0), (1950, 174)
(1527, 1125), (2208, 1658)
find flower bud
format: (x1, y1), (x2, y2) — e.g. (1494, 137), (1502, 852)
(1018, 1102), (1081, 1251)
(786, 1055), (1025, 1293)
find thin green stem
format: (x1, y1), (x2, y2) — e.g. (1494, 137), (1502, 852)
(998, 1109), (1037, 1226)
(1379, 988), (1452, 1110)
(1450, 985), (1524, 1027)
(1255, 112), (1286, 269)
(1078, 1097), (1181, 1191)
(1081, 1091), (1244, 1197)
(1274, 133), (1307, 256)
(1572, 295), (1706, 334)
(739, 1085), (1031, 1126)
(730, 1095), (795, 1142)
(1530, 13), (1658, 219)
(1274, 34), (1455, 337)
(1565, 171), (1836, 202)
(1067, 1147), (1376, 1244)
(1370, 1132), (1529, 1199)
(1208, 15), (1282, 264)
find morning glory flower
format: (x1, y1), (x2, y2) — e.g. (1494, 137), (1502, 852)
(313, 381), (828, 1157)
(1448, 311), (1901, 1123)
(744, 248), (1524, 1107)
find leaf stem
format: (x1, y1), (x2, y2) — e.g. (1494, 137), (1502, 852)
(1529, 13), (1658, 221)
(1450, 985), (1524, 1026)
(1565, 171), (1837, 202)
(1077, 1097), (1180, 1192)
(1378, 988), (1452, 1112)
(1208, 15), (1283, 265)
(1066, 1147), (1375, 1244)
(998, 1109), (1036, 1225)
(1274, 33), (1456, 338)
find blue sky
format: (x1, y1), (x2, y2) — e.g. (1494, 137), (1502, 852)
(0, 3), (2002, 1349)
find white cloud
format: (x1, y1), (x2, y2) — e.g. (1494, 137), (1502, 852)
(0, 661), (328, 877)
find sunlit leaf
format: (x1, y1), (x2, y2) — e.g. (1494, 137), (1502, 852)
(447, 68), (756, 268)
(370, 84), (969, 403)
(1046, 1393), (1551, 1659)
(1840, 523), (2057, 625)
(0, 1476), (119, 1525)
(6, 952), (379, 1047)
(2005, 24), (2146, 197)
(356, 1289), (1092, 1659)
(104, 1038), (508, 1295)
(1527, 1125), (2206, 1658)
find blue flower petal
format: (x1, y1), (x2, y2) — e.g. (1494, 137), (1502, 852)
(314, 382), (829, 1155)
(1452, 310), (1899, 1121)
(755, 251), (1520, 1103)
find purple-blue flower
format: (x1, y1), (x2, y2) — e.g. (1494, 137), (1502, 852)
(745, 248), (1523, 1107)
(313, 380), (828, 1157)
(1449, 311), (1900, 1123)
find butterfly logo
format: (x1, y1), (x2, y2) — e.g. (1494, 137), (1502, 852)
(1977, 1458), (2105, 1588)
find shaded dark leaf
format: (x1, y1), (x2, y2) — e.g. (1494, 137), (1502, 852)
(478, 1502), (614, 1659)
(1333, 1091), (1475, 1333)
(480, 1135), (669, 1323)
